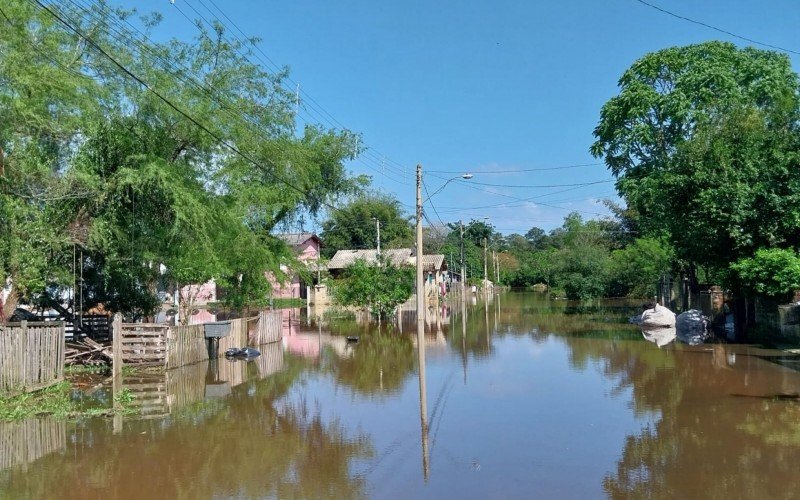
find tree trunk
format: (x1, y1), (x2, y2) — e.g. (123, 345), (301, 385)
(1, 286), (19, 321)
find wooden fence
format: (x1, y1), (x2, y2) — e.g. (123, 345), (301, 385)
(116, 322), (168, 367)
(114, 311), (283, 371)
(166, 324), (207, 369)
(0, 321), (65, 396)
(0, 417), (66, 471)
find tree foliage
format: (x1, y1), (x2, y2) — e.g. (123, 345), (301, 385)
(731, 249), (800, 300)
(319, 193), (411, 259)
(0, 1), (360, 319)
(330, 256), (414, 318)
(591, 41), (800, 284)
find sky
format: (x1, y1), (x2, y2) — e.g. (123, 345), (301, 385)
(122, 0), (799, 235)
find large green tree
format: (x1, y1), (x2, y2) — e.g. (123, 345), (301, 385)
(591, 41), (800, 285)
(0, 1), (360, 319)
(319, 193), (411, 259)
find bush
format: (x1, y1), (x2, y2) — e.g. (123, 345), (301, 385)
(731, 248), (800, 301)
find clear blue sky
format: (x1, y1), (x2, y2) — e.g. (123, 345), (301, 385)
(128, 0), (799, 234)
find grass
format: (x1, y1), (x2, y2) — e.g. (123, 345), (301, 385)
(0, 382), (136, 421)
(270, 298), (305, 309)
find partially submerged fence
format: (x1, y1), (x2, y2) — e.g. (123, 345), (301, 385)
(113, 311), (283, 371)
(0, 321), (65, 396)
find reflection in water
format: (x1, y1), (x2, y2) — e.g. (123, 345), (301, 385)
(5, 293), (800, 498)
(0, 418), (65, 471)
(599, 340), (800, 498)
(1, 345), (373, 499)
(417, 316), (430, 482)
(112, 341), (285, 425)
(641, 326), (677, 347)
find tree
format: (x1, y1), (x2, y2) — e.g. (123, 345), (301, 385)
(0, 1), (361, 318)
(330, 255), (414, 319)
(319, 193), (411, 258)
(731, 248), (800, 301)
(591, 41), (800, 284)
(608, 237), (674, 298)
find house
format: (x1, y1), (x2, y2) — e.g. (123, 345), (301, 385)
(270, 233), (322, 300)
(326, 248), (449, 297)
(327, 248), (414, 277)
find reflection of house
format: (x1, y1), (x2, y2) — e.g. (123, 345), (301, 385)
(271, 233), (322, 300)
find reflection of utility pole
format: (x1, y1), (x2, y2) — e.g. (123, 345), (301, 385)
(461, 285), (467, 385)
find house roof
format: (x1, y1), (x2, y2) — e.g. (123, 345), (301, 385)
(419, 254), (446, 272)
(327, 249), (448, 272)
(275, 232), (320, 247)
(327, 248), (412, 270)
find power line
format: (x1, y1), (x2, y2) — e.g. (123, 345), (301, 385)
(426, 162), (604, 174)
(633, 0), (800, 55)
(29, 0), (339, 213)
(183, 0), (414, 180)
(467, 179), (613, 189)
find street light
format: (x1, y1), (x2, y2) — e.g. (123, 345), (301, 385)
(416, 165), (473, 331)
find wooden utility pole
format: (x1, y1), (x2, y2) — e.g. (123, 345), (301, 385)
(460, 220), (466, 296)
(483, 237), (488, 290)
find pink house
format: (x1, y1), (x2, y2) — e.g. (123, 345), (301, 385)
(270, 233), (322, 300)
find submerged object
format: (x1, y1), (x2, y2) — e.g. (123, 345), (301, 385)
(224, 347), (261, 359)
(676, 309), (710, 346)
(641, 303), (676, 328)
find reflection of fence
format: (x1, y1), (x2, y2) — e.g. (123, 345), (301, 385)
(253, 342), (284, 378)
(113, 342), (285, 425)
(114, 311), (283, 371)
(0, 321), (65, 396)
(0, 418), (66, 471)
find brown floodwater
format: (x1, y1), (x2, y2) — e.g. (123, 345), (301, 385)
(3, 292), (800, 499)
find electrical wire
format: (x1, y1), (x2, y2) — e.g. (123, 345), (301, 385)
(29, 0), (340, 213)
(184, 0), (414, 180)
(426, 162), (604, 174)
(634, 0), (800, 55)
(466, 179), (613, 189)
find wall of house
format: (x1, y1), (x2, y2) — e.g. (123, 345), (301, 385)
(296, 239), (320, 262)
(179, 280), (217, 305)
(268, 269), (301, 300)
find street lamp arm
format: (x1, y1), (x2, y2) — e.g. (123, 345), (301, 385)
(422, 173), (473, 205)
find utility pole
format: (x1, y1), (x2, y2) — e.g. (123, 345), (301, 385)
(492, 249), (500, 284)
(483, 237), (488, 291)
(459, 220), (466, 296)
(415, 164), (428, 481)
(416, 164), (425, 331)
(373, 217), (381, 255)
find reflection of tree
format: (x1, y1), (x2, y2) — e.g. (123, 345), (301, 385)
(585, 339), (800, 498)
(325, 333), (416, 396)
(0, 356), (374, 499)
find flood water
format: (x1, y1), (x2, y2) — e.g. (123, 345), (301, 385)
(3, 292), (800, 499)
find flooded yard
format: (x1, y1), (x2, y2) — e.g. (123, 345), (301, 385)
(3, 292), (800, 499)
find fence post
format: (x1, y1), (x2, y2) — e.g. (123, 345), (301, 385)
(112, 313), (122, 378)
